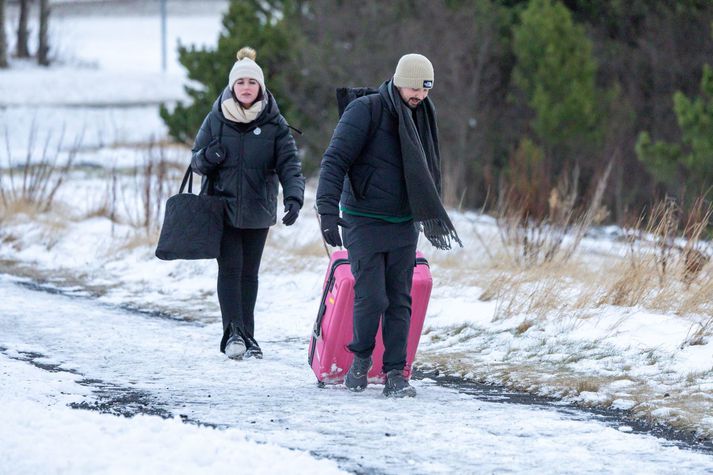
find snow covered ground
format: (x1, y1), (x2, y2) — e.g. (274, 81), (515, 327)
(0, 350), (345, 475)
(3, 274), (713, 474)
(1, 1), (713, 473)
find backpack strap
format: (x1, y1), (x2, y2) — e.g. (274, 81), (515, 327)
(365, 93), (383, 142)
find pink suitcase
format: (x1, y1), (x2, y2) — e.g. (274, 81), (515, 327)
(308, 249), (433, 385)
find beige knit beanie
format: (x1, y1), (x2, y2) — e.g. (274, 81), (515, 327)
(393, 53), (434, 89)
(228, 47), (265, 92)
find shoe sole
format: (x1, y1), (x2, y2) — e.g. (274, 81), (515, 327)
(346, 384), (367, 392)
(383, 390), (417, 398)
(383, 385), (417, 398)
(345, 375), (368, 392)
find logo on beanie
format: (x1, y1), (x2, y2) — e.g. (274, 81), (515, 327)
(423, 80), (433, 89)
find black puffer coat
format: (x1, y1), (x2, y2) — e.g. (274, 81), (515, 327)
(316, 81), (409, 218)
(191, 88), (305, 229)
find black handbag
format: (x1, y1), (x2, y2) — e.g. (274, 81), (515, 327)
(155, 166), (225, 260)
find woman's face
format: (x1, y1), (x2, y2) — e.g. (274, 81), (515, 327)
(233, 78), (261, 107)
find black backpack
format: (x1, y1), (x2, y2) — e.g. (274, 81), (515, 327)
(335, 87), (384, 200)
(335, 87), (383, 142)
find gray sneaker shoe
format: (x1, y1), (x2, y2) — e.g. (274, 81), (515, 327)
(383, 369), (416, 398)
(224, 323), (246, 360)
(344, 355), (372, 392)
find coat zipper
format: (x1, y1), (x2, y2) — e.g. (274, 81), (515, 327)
(237, 132), (245, 226)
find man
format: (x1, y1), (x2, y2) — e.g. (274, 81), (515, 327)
(316, 53), (461, 398)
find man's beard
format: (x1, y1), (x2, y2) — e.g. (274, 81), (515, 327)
(407, 97), (421, 109)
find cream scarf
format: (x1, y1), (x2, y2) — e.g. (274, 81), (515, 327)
(221, 96), (265, 124)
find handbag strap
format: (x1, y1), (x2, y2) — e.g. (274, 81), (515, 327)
(180, 121), (226, 195)
(179, 166), (193, 194)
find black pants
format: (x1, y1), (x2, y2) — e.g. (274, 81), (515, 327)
(217, 226), (269, 352)
(346, 242), (418, 373)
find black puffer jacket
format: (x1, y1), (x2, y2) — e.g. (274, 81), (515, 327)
(316, 81), (409, 218)
(191, 88), (305, 229)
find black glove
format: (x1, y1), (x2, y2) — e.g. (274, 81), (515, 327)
(204, 139), (228, 166)
(282, 198), (301, 226)
(320, 214), (350, 247)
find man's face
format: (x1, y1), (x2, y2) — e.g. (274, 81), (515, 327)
(398, 87), (430, 109)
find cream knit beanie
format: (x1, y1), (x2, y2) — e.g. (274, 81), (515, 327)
(228, 47), (265, 92)
(393, 53), (434, 89)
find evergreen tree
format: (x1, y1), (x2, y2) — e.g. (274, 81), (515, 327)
(160, 0), (298, 144)
(511, 0), (601, 168)
(636, 64), (713, 199)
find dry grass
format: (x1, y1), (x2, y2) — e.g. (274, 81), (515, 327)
(515, 319), (535, 334)
(602, 260), (656, 307)
(119, 228), (161, 252)
(682, 317), (713, 346)
(598, 198), (712, 321)
(575, 379), (601, 395)
(0, 125), (83, 218)
(481, 257), (604, 322)
(1, 198), (49, 219)
(87, 141), (183, 236)
(38, 214), (71, 250)
(83, 203), (114, 220)
(120, 142), (172, 234)
(494, 160), (612, 269)
(678, 273), (713, 316)
(471, 193), (713, 347)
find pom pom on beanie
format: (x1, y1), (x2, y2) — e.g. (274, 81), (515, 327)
(236, 46), (256, 61)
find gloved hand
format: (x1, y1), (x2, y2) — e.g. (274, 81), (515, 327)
(204, 139), (228, 166)
(282, 198), (301, 226)
(320, 214), (350, 247)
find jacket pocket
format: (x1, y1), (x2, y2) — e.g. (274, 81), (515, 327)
(265, 171), (278, 205)
(348, 165), (376, 200)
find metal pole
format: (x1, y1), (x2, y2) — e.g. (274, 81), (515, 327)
(160, 0), (167, 72)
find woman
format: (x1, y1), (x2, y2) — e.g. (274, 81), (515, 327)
(191, 47), (305, 360)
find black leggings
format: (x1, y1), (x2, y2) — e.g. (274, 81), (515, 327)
(217, 226), (269, 352)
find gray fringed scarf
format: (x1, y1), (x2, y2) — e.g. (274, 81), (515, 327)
(387, 81), (462, 250)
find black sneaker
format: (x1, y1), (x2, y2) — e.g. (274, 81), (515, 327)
(383, 369), (416, 398)
(224, 323), (246, 360)
(243, 336), (263, 359)
(344, 355), (372, 392)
